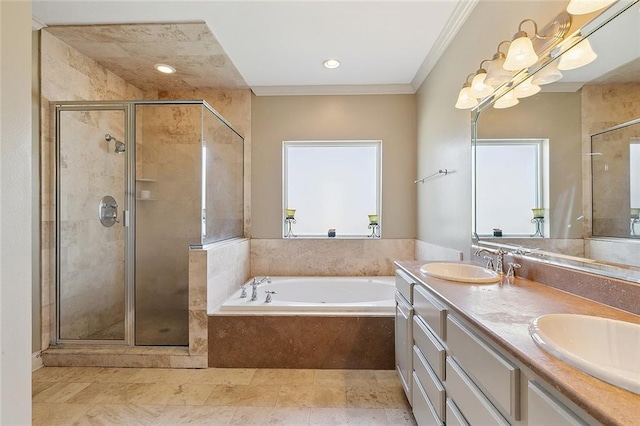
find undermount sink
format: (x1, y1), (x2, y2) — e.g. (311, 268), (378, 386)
(529, 314), (640, 394)
(419, 262), (500, 283)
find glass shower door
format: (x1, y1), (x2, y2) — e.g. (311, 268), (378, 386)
(57, 107), (128, 342)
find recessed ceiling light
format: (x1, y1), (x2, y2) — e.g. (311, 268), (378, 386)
(323, 59), (341, 69)
(155, 63), (176, 74)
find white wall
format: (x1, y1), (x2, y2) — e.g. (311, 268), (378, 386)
(416, 0), (566, 257)
(0, 0), (33, 423)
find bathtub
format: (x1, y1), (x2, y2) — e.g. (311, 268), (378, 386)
(218, 276), (395, 315)
(210, 275), (397, 369)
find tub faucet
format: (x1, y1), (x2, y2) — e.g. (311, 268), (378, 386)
(251, 277), (271, 301)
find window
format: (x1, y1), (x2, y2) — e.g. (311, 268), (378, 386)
(283, 140), (381, 238)
(474, 139), (546, 236)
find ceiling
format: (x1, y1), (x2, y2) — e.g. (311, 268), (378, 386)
(32, 0), (476, 96)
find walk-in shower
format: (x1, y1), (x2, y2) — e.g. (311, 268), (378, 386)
(53, 100), (244, 346)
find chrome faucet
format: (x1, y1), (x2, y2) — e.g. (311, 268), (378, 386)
(474, 247), (507, 275)
(251, 277), (271, 301)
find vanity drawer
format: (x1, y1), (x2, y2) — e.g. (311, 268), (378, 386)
(528, 381), (587, 426)
(413, 285), (446, 340)
(446, 357), (509, 426)
(413, 315), (445, 380)
(446, 315), (520, 419)
(413, 345), (445, 421)
(411, 371), (444, 426)
(446, 398), (469, 426)
(396, 270), (415, 304)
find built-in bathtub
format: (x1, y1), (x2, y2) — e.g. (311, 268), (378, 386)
(209, 276), (396, 369)
(219, 276), (395, 314)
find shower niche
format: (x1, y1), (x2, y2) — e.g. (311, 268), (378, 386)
(54, 101), (244, 346)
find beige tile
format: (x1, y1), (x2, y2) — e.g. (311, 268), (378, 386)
(32, 366), (81, 382)
(32, 381), (91, 403)
(309, 407), (388, 425)
(127, 367), (197, 384)
(154, 405), (237, 425)
(32, 381), (56, 397)
(276, 385), (347, 408)
(74, 404), (162, 426)
(66, 382), (133, 404)
(314, 370), (378, 386)
(164, 383), (217, 405)
(385, 408), (417, 425)
(346, 386), (410, 409)
(249, 368), (315, 385)
(32, 402), (92, 426)
(188, 368), (256, 385)
(230, 406), (310, 425)
(375, 370), (402, 386)
(205, 384), (281, 407)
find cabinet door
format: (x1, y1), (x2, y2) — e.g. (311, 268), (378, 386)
(528, 382), (587, 426)
(396, 292), (413, 401)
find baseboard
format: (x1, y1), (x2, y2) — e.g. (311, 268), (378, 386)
(32, 351), (43, 371)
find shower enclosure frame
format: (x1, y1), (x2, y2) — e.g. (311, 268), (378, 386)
(52, 99), (241, 347)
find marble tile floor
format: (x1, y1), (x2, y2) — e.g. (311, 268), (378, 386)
(32, 367), (416, 425)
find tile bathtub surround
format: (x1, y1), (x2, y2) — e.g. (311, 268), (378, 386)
(32, 367), (415, 425)
(209, 316), (394, 370)
(250, 238), (415, 277)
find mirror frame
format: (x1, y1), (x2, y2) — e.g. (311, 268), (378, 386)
(471, 0), (640, 284)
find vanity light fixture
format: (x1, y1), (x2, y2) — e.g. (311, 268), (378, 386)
(532, 58), (563, 85)
(493, 89), (519, 109)
(485, 41), (513, 88)
(154, 63), (176, 74)
(513, 75), (541, 98)
(567, 0), (616, 15)
(557, 36), (598, 70)
(504, 20), (541, 71)
(323, 59), (341, 69)
(469, 60), (494, 98)
(455, 73), (479, 110)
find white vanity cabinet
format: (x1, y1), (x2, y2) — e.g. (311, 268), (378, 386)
(395, 268), (597, 426)
(395, 270), (415, 401)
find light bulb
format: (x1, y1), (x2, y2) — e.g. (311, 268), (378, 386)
(514, 76), (541, 98)
(494, 90), (519, 109)
(485, 53), (512, 88)
(469, 70), (494, 98)
(558, 37), (598, 70)
(504, 32), (539, 71)
(455, 83), (479, 109)
(532, 60), (563, 85)
(567, 0), (616, 15)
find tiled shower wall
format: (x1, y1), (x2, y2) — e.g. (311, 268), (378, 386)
(40, 30), (143, 349)
(582, 83), (640, 267)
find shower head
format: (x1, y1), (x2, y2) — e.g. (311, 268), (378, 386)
(105, 133), (126, 154)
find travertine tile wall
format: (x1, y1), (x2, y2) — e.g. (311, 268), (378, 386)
(146, 89), (252, 238)
(189, 239), (250, 314)
(250, 239), (415, 277)
(57, 109), (126, 340)
(40, 30), (143, 349)
(582, 83), (640, 267)
(135, 104), (202, 345)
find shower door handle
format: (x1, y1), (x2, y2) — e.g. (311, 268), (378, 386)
(99, 195), (119, 227)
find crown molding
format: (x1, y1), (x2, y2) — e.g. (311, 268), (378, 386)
(251, 84), (415, 97)
(410, 0), (479, 92)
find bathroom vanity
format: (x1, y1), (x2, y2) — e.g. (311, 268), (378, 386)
(394, 261), (640, 426)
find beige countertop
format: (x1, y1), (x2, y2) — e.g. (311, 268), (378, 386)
(395, 260), (640, 426)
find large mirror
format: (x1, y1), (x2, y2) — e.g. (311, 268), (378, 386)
(473, 0), (640, 282)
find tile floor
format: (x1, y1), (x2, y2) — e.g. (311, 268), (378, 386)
(32, 367), (416, 425)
